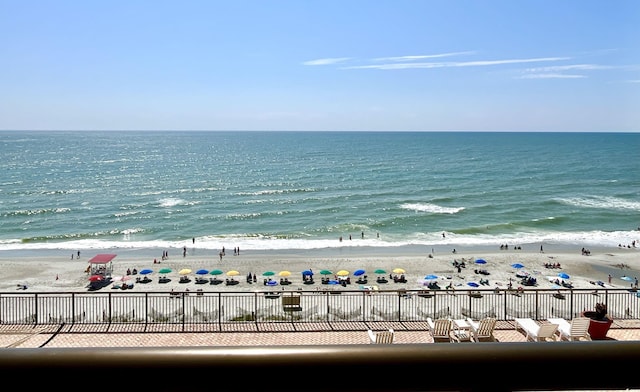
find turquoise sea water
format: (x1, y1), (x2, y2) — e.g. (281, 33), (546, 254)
(0, 131), (638, 253)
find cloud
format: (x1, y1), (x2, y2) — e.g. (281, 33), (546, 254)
(373, 51), (476, 62)
(343, 57), (570, 70)
(519, 63), (613, 79)
(302, 57), (351, 66)
(524, 64), (612, 73)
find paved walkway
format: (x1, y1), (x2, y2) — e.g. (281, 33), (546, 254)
(2, 319), (639, 348)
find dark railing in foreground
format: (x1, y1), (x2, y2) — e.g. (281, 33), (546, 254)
(2, 342), (640, 392)
(1, 288), (638, 328)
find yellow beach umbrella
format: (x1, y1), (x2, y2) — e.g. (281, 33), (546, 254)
(393, 268), (406, 274)
(226, 270), (240, 277)
(179, 268), (192, 275)
(336, 270), (350, 276)
(278, 270), (291, 277)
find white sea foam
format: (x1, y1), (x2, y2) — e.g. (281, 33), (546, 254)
(400, 203), (465, 214)
(558, 196), (640, 211)
(1, 229), (638, 252)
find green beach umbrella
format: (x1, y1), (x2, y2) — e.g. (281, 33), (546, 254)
(374, 269), (387, 275)
(320, 269), (333, 275)
(209, 269), (224, 276)
(158, 268), (172, 274)
(262, 271), (275, 276)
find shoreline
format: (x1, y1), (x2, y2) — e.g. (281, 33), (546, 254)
(1, 244), (638, 293)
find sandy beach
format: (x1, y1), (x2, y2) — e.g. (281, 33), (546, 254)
(1, 244), (639, 294)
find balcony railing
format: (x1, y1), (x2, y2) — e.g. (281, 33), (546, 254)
(1, 288), (637, 329)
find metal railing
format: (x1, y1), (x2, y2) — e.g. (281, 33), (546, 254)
(1, 288), (637, 329)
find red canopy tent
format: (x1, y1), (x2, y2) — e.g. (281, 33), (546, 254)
(88, 254), (117, 264)
(88, 254), (116, 279)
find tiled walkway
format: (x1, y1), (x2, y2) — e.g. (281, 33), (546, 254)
(2, 319), (639, 348)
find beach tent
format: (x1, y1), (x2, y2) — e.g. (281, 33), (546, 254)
(88, 254), (116, 278)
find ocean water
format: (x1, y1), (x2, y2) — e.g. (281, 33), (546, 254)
(0, 131), (638, 254)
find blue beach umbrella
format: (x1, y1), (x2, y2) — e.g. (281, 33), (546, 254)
(196, 269), (209, 275)
(424, 274), (438, 280)
(511, 263), (525, 269)
(467, 282), (480, 288)
(139, 269), (153, 275)
(475, 259), (487, 264)
(302, 270), (314, 276)
(354, 269), (366, 276)
(558, 272), (570, 280)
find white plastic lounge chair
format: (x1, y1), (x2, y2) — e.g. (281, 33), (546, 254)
(467, 317), (497, 342)
(367, 329), (394, 344)
(547, 317), (591, 341)
(427, 317), (454, 343)
(515, 318), (558, 342)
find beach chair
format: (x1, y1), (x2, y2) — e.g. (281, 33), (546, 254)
(547, 317), (591, 341)
(467, 317), (497, 342)
(367, 329), (394, 344)
(515, 318), (558, 342)
(427, 317), (454, 343)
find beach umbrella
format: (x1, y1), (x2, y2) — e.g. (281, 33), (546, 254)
(226, 270), (240, 277)
(558, 272), (570, 280)
(354, 269), (366, 276)
(475, 259), (487, 264)
(336, 270), (350, 276)
(278, 270), (291, 277)
(424, 274), (438, 280)
(511, 263), (525, 269)
(319, 270), (333, 275)
(467, 282), (480, 287)
(139, 269), (153, 275)
(88, 275), (103, 282)
(374, 269), (387, 275)
(393, 268), (406, 274)
(209, 269), (223, 276)
(196, 269), (209, 275)
(179, 268), (192, 275)
(302, 270), (314, 276)
(263, 271), (275, 276)
(159, 268), (172, 274)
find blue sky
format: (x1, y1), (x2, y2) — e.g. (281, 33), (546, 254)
(0, 0), (638, 131)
